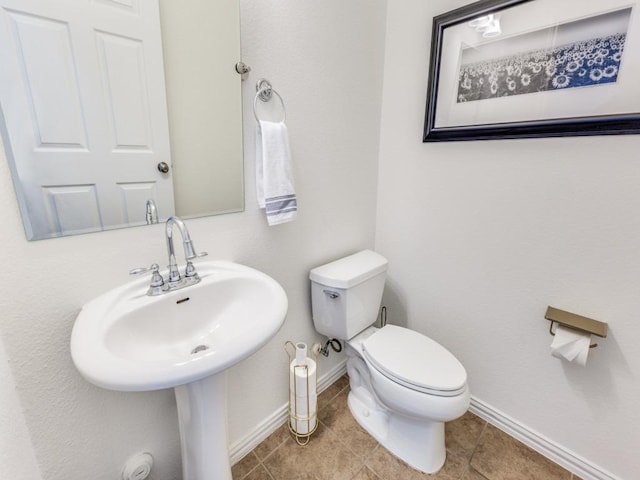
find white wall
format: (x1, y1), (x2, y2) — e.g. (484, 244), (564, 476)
(376, 1), (640, 479)
(0, 339), (42, 480)
(0, 0), (387, 478)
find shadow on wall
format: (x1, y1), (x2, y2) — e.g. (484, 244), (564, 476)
(560, 328), (629, 415)
(380, 279), (408, 328)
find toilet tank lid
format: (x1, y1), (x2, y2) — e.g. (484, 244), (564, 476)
(309, 250), (388, 289)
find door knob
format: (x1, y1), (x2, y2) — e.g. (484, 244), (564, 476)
(157, 162), (170, 173)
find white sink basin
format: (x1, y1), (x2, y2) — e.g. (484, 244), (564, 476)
(71, 261), (288, 391)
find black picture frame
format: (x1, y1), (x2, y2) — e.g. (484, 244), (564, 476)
(423, 0), (640, 142)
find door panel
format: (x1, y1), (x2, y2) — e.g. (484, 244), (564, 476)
(42, 184), (102, 236)
(8, 11), (88, 148)
(97, 31), (153, 150)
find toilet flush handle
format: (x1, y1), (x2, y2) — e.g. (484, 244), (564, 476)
(323, 289), (340, 299)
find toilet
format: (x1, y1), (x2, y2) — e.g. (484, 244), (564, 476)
(309, 250), (470, 474)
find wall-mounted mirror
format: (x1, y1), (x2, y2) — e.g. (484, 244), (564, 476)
(0, 0), (243, 240)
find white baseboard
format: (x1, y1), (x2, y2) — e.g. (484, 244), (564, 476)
(229, 359), (347, 464)
(469, 397), (621, 480)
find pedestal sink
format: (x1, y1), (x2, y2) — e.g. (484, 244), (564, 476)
(71, 261), (288, 480)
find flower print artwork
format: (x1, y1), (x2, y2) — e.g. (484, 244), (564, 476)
(456, 8), (630, 103)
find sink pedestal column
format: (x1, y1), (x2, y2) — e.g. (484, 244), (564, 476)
(174, 372), (231, 480)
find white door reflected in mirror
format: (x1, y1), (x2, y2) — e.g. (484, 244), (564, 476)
(0, 0), (244, 240)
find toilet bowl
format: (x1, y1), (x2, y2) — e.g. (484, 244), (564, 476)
(346, 326), (469, 473)
(309, 250), (470, 474)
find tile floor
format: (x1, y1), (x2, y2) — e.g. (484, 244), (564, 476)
(232, 375), (582, 480)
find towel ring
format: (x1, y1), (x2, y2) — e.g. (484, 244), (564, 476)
(253, 78), (286, 123)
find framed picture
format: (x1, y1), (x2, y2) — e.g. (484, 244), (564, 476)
(423, 0), (640, 141)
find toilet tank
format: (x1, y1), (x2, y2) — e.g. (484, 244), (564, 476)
(309, 250), (388, 340)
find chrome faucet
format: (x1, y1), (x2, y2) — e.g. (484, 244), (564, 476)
(165, 216), (207, 287)
(145, 199), (158, 225)
(130, 216), (207, 295)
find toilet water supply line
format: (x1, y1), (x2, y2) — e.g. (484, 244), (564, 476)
(317, 305), (386, 357)
(380, 306), (387, 327)
(318, 338), (342, 357)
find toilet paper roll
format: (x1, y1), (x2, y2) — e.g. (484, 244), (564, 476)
(290, 412), (317, 435)
(550, 325), (591, 367)
(295, 342), (308, 365)
(289, 391), (318, 417)
(289, 358), (317, 396)
(288, 353), (317, 435)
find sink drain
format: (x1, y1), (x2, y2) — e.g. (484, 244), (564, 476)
(191, 345), (209, 355)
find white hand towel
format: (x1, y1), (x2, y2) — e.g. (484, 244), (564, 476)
(256, 120), (297, 225)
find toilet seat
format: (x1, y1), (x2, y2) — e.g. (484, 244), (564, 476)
(362, 325), (467, 397)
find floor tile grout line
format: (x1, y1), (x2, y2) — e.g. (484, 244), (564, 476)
(467, 417), (490, 468)
(234, 451), (259, 480)
(318, 383), (350, 412)
(360, 442), (383, 468)
(238, 450), (266, 480)
(256, 456), (277, 480)
(317, 416), (380, 467)
(367, 466), (384, 480)
(350, 464), (383, 480)
(258, 435), (289, 464)
(363, 444), (384, 474)
(466, 463), (491, 480)
(317, 383), (383, 470)
(253, 422), (294, 464)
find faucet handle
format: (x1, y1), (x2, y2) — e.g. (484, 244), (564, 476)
(129, 264), (165, 288)
(130, 263), (159, 275)
(184, 253), (207, 278)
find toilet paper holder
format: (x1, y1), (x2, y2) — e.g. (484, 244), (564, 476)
(545, 306), (608, 349)
(284, 340), (319, 445)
